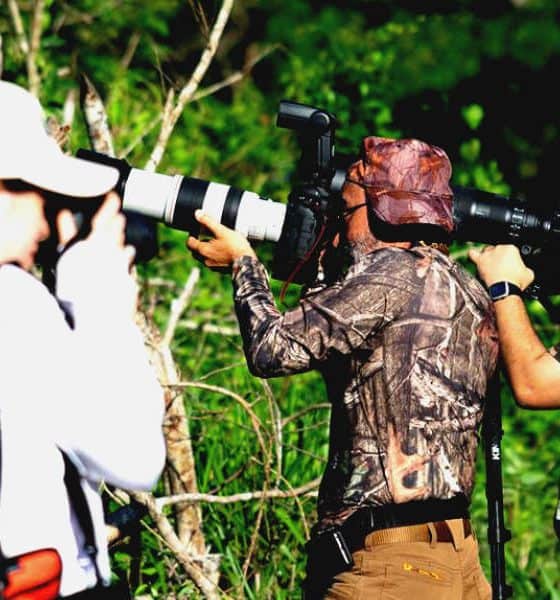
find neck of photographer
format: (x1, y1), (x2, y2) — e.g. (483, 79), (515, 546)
(342, 179), (411, 259)
(0, 180), (50, 271)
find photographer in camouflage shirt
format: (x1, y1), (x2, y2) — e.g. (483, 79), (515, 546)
(188, 136), (498, 599)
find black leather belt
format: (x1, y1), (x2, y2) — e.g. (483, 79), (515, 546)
(338, 494), (470, 554)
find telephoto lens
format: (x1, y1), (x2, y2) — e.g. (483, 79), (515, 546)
(77, 149), (287, 243)
(452, 186), (555, 245)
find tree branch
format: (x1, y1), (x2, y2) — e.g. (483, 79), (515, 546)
(145, 0), (235, 172)
(131, 491), (222, 600)
(155, 477), (321, 509)
(80, 75), (115, 156)
(188, 0), (210, 39)
(191, 45), (277, 103)
(179, 319), (240, 337)
(62, 87), (77, 129)
(168, 381), (267, 455)
(282, 403), (331, 427)
(162, 267), (200, 346)
(120, 30), (142, 71)
(7, 0), (29, 56)
(27, 0), (44, 96)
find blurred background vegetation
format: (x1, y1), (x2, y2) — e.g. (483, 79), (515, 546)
(2, 0), (560, 597)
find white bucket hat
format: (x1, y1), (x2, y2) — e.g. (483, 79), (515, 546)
(0, 80), (119, 197)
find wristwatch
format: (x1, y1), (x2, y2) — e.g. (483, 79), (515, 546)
(487, 281), (522, 302)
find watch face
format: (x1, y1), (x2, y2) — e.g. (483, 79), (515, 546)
(489, 281), (521, 301)
(490, 281), (508, 300)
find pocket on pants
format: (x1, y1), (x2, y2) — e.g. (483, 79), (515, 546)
(379, 558), (455, 600)
(326, 551), (387, 600)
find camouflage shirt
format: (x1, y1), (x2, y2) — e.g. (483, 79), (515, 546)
(232, 246), (498, 530)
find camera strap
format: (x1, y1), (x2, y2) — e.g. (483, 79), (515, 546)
(0, 420), (10, 590)
(59, 452), (103, 585)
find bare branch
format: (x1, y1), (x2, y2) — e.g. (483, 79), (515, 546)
(191, 45), (277, 103)
(179, 320), (240, 337)
(118, 114), (163, 159)
(80, 85), (207, 564)
(168, 381), (267, 455)
(241, 379), (277, 580)
(80, 75), (115, 155)
(77, 61), (219, 593)
(197, 361), (246, 381)
(120, 30), (142, 71)
(7, 0), (29, 55)
(142, 321), (207, 550)
(243, 500), (265, 579)
(189, 70), (241, 103)
(259, 379), (283, 487)
(146, 0), (235, 172)
(62, 87), (77, 129)
(156, 477), (321, 509)
(27, 0), (44, 96)
(120, 89), (175, 161)
(162, 267), (200, 346)
(131, 491), (222, 600)
(282, 403), (331, 427)
(103, 486), (169, 551)
(45, 116), (70, 148)
(188, 0), (210, 39)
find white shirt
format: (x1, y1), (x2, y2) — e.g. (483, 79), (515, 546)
(0, 260), (165, 596)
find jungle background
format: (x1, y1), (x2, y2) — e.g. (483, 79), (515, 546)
(1, 0), (560, 597)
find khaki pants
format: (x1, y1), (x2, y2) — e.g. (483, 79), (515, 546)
(323, 519), (491, 600)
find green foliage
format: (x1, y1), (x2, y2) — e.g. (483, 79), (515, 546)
(2, 0), (560, 596)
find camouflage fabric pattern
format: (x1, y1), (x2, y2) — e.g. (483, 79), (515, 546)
(346, 136), (454, 233)
(233, 246), (498, 531)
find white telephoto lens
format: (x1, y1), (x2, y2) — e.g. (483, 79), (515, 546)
(200, 182), (231, 222)
(234, 192), (287, 242)
(122, 168), (183, 222)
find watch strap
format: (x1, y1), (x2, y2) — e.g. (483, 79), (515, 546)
(488, 281), (522, 302)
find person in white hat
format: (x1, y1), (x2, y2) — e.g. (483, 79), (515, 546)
(0, 80), (165, 599)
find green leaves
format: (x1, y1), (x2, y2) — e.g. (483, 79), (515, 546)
(462, 104), (485, 131)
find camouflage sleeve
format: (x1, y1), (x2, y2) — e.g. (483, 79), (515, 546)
(232, 255), (396, 378)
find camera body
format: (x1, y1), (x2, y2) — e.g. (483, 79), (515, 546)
(270, 101), (349, 283)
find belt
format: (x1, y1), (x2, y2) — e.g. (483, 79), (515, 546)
(367, 518), (472, 545)
(337, 495), (470, 554)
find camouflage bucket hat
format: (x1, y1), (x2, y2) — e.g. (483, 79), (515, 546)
(345, 136), (454, 233)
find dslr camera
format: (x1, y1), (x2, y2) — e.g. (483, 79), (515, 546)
(78, 100), (349, 285)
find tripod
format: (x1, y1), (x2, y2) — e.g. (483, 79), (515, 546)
(482, 371), (513, 599)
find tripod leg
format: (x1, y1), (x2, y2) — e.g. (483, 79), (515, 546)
(483, 372), (513, 599)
